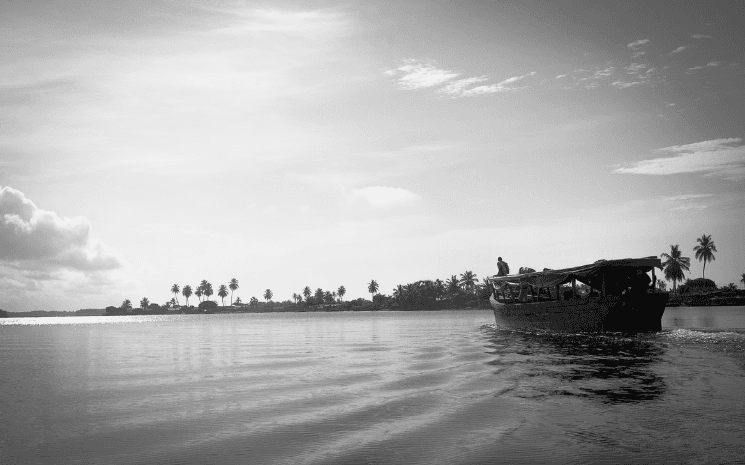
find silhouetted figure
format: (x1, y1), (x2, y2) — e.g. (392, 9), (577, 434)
(497, 257), (510, 276)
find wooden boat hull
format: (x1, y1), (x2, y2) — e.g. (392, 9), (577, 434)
(490, 293), (668, 333)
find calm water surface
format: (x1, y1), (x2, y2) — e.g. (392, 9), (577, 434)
(1, 307), (744, 464)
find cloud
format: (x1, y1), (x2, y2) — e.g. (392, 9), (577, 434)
(686, 61), (721, 72)
(384, 59), (460, 90)
(555, 74), (567, 79)
(627, 39), (650, 49)
(437, 76), (489, 96)
(384, 59), (536, 97)
(691, 34), (712, 39)
(350, 186), (421, 208)
(0, 185), (122, 271)
(662, 194), (712, 201)
(669, 46), (687, 55)
(611, 81), (643, 89)
(459, 72), (537, 96)
(209, 8), (352, 38)
(627, 39), (650, 58)
(613, 138), (745, 180)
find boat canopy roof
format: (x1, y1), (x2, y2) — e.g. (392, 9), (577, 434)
(488, 257), (662, 288)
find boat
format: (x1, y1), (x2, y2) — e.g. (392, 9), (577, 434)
(486, 257), (669, 333)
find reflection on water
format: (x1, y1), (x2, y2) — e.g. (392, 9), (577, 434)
(662, 305), (745, 330)
(483, 327), (667, 404)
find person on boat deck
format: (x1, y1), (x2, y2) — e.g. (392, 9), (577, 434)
(497, 257), (510, 276)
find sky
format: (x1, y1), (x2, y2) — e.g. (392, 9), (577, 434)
(1, 0), (744, 312)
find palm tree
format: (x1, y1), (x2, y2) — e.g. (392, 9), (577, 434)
(218, 284), (228, 306)
(292, 292), (299, 304)
(264, 289), (273, 302)
(445, 275), (460, 295)
(368, 279), (379, 299)
(182, 285), (193, 306)
(459, 271), (478, 294)
(204, 282), (214, 302)
(337, 285), (346, 302)
(741, 273), (745, 289)
(314, 288), (324, 302)
(195, 288), (203, 302)
(170, 284), (180, 305)
(249, 296), (259, 306)
(693, 234), (717, 279)
(434, 279), (445, 299)
(234, 297), (243, 306)
(661, 245), (691, 294)
(229, 278), (239, 305)
(140, 297), (150, 310)
(121, 299), (132, 310)
(303, 286), (311, 301)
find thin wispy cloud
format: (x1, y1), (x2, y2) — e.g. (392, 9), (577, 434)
(610, 63), (663, 89)
(384, 60), (460, 90)
(206, 7), (352, 38)
(384, 59), (536, 97)
(437, 76), (489, 96)
(460, 72), (537, 96)
(662, 194), (713, 212)
(669, 46), (687, 55)
(691, 34), (712, 39)
(611, 81), (642, 89)
(686, 61), (722, 72)
(614, 138), (745, 180)
(627, 38), (650, 58)
(662, 194), (712, 201)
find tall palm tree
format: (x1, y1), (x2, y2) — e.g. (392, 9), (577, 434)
(204, 282), (214, 302)
(195, 288), (203, 302)
(140, 297), (150, 309)
(337, 285), (346, 302)
(264, 289), (273, 302)
(121, 299), (132, 310)
(292, 292), (299, 304)
(661, 245), (691, 294)
(229, 278), (239, 305)
(182, 285), (193, 306)
(218, 284), (228, 306)
(303, 286), (311, 301)
(368, 279), (379, 299)
(693, 234), (717, 279)
(741, 273), (745, 289)
(459, 271), (478, 294)
(170, 284), (180, 305)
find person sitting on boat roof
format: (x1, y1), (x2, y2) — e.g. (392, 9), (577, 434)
(497, 257), (510, 276)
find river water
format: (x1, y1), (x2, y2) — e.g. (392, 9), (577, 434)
(1, 307), (744, 464)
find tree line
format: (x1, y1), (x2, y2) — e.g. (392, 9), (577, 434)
(104, 233), (742, 315)
(660, 233), (743, 293)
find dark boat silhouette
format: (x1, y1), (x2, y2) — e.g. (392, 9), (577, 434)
(487, 257), (668, 332)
